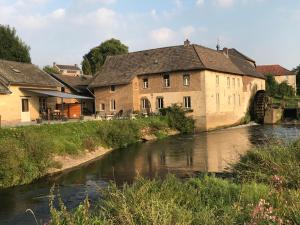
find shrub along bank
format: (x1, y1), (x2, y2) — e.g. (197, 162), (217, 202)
(0, 108), (194, 189)
(49, 139), (300, 225)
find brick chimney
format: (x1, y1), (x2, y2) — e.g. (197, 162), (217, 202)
(184, 39), (191, 47)
(223, 47), (229, 57)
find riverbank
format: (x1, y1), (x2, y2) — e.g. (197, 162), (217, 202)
(47, 128), (179, 176)
(49, 138), (300, 225)
(0, 109), (192, 189)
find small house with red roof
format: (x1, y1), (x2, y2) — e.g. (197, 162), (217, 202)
(257, 65), (296, 91)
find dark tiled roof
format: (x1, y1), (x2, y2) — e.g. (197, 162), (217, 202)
(226, 48), (255, 63)
(50, 74), (93, 96)
(0, 60), (61, 87)
(56, 64), (81, 71)
(0, 80), (10, 94)
(256, 65), (295, 76)
(90, 44), (264, 88)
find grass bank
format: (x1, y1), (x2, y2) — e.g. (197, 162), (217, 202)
(49, 139), (300, 225)
(0, 108), (194, 189)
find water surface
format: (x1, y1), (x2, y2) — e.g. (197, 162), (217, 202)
(1, 124), (300, 224)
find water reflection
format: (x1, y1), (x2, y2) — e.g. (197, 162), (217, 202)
(1, 124), (300, 224)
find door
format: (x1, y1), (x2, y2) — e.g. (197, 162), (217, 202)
(21, 98), (30, 122)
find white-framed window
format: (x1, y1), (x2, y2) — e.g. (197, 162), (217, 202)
(110, 99), (116, 111)
(238, 95), (241, 106)
(143, 78), (149, 89)
(163, 74), (170, 87)
(237, 78), (240, 88)
(228, 96), (231, 105)
(227, 77), (230, 88)
(183, 74), (190, 86)
(216, 75), (219, 86)
(157, 97), (164, 109)
(183, 96), (191, 109)
(141, 98), (149, 109)
(110, 85), (116, 92)
(100, 103), (105, 111)
(249, 83), (252, 91)
(233, 78), (235, 88)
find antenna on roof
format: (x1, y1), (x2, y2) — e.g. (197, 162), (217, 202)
(216, 37), (220, 51)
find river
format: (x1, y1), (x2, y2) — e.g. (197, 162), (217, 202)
(1, 124), (300, 225)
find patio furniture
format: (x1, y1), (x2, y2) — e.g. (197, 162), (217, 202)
(52, 110), (61, 120)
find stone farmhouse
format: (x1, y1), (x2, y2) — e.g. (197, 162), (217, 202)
(89, 41), (266, 131)
(257, 64), (296, 91)
(53, 62), (82, 77)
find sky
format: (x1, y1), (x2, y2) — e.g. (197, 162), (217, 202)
(0, 0), (299, 70)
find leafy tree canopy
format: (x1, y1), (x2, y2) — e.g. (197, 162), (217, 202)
(0, 24), (31, 63)
(81, 38), (128, 75)
(43, 65), (60, 74)
(292, 65), (300, 95)
(265, 74), (295, 98)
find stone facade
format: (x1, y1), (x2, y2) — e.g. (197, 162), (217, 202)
(94, 70), (265, 131)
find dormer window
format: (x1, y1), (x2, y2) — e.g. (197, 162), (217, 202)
(143, 78), (149, 89)
(163, 74), (170, 87)
(110, 85), (116, 92)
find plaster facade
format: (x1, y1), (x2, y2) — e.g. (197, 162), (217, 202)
(0, 85), (57, 126)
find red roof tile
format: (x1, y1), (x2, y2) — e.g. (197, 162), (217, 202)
(256, 65), (295, 76)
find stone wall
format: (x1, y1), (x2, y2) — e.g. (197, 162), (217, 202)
(94, 83), (134, 114)
(204, 70), (265, 130)
(93, 69), (265, 131)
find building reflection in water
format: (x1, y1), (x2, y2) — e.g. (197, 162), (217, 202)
(131, 127), (252, 177)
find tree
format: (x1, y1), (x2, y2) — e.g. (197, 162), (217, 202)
(0, 25), (31, 63)
(265, 74), (279, 97)
(278, 81), (295, 98)
(266, 74), (295, 98)
(292, 65), (300, 95)
(43, 65), (60, 74)
(81, 38), (128, 75)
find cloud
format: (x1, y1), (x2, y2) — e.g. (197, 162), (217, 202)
(51, 8), (66, 19)
(196, 0), (205, 7)
(181, 26), (196, 38)
(215, 0), (234, 7)
(150, 27), (176, 44)
(81, 0), (116, 4)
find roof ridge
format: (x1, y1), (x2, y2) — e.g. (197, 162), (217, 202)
(0, 59), (32, 65)
(192, 45), (205, 67)
(109, 44), (189, 58)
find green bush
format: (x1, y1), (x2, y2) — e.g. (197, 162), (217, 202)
(160, 104), (195, 134)
(98, 120), (140, 149)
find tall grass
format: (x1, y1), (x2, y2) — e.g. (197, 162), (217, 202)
(49, 175), (300, 225)
(232, 140), (300, 189)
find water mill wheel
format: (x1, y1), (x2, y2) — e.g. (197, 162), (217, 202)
(253, 90), (268, 124)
